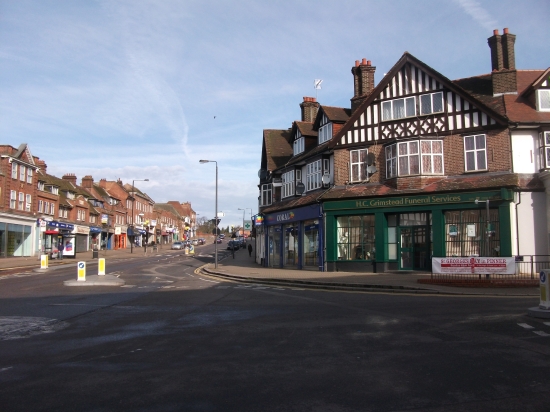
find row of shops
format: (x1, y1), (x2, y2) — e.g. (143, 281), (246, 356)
(0, 215), (180, 258)
(255, 188), (544, 273)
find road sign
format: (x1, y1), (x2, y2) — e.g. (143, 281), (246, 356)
(77, 261), (86, 281)
(244, 220), (252, 230)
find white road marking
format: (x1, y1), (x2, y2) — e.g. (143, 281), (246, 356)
(544, 322), (550, 327)
(518, 323), (535, 329)
(121, 285), (137, 288)
(533, 331), (550, 337)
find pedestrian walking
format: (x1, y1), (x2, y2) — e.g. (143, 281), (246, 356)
(247, 243), (253, 257)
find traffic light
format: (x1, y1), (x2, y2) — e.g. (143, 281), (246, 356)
(210, 218), (221, 226)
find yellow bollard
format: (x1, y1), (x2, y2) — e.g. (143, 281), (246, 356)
(98, 258), (105, 276)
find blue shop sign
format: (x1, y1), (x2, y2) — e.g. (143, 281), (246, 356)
(89, 226), (102, 233)
(305, 224), (319, 231)
(48, 221), (74, 230)
(265, 204), (321, 225)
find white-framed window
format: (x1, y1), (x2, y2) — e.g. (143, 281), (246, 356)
(420, 92), (444, 115)
(318, 123), (333, 144)
(90, 215), (97, 224)
(19, 165), (26, 181)
(38, 200), (43, 213)
(282, 170), (295, 199)
(398, 141), (420, 176)
(464, 134), (487, 171)
(260, 184), (272, 206)
(350, 149), (368, 182)
(420, 140), (444, 174)
(296, 169), (302, 182)
(294, 137), (305, 155)
(26, 168), (33, 184)
(77, 209), (85, 221)
(382, 96), (416, 121)
(58, 208), (63, 218)
(537, 90), (550, 111)
(10, 190), (17, 209)
(25, 194), (31, 212)
(306, 160), (322, 191)
(11, 162), (17, 179)
(63, 209), (68, 218)
(323, 159), (330, 174)
(67, 192), (75, 200)
(18, 192), (24, 210)
(386, 145), (397, 178)
(38, 181), (44, 191)
(539, 131), (550, 169)
(386, 140), (444, 177)
(50, 203), (55, 215)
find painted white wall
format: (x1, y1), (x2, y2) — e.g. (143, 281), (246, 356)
(513, 191), (548, 256)
(511, 130), (537, 173)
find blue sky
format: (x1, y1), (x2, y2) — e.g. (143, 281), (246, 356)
(1, 0), (549, 228)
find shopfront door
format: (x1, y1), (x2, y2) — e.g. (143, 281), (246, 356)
(399, 226), (430, 270)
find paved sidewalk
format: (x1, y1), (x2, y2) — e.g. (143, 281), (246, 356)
(0, 242), (540, 297)
(201, 245), (540, 297)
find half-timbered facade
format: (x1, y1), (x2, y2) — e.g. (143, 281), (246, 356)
(257, 28), (550, 273)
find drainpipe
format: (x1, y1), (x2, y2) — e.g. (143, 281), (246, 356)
(514, 191), (521, 256)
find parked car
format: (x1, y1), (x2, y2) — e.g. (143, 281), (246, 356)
(226, 240), (240, 250)
(191, 239), (199, 246)
(197, 238), (206, 245)
(171, 241), (184, 250)
(183, 240), (191, 247)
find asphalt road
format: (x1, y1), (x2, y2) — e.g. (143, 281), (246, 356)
(0, 244), (548, 412)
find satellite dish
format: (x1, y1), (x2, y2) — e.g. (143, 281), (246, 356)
(366, 152), (376, 166)
(296, 182), (305, 195)
(258, 169), (268, 179)
(321, 174), (330, 185)
(367, 165), (378, 174)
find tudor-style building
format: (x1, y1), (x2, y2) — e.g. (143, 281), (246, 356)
(258, 28), (550, 273)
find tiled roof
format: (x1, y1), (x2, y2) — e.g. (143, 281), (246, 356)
(263, 129), (293, 171)
(322, 106), (350, 123)
(319, 172), (543, 201)
(295, 121), (317, 137)
(453, 70), (550, 123)
(260, 190), (324, 214)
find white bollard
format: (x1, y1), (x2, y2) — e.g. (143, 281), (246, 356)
(77, 261), (86, 282)
(40, 254), (48, 269)
(98, 258), (105, 276)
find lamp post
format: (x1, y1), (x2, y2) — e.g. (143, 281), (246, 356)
(131, 179), (149, 254)
(238, 208), (245, 237)
(200, 160), (218, 269)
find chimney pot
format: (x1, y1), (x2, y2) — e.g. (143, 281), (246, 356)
(355, 60), (359, 67)
(503, 27), (509, 34)
(493, 29), (499, 35)
(367, 60), (371, 66)
(361, 58), (367, 65)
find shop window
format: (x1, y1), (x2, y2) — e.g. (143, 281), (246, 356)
(336, 215), (375, 261)
(445, 209), (500, 257)
(387, 214), (397, 260)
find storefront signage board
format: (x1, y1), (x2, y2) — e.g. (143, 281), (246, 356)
(323, 191), (508, 211)
(432, 257), (515, 274)
(265, 205), (321, 225)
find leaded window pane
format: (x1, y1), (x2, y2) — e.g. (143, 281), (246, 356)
(382, 102), (391, 120)
(420, 95), (431, 114)
(393, 99), (405, 119)
(399, 156), (409, 175)
(421, 141), (431, 154)
(546, 148), (550, 167)
(398, 142), (408, 156)
(409, 141), (418, 154)
(422, 155), (432, 173)
(433, 155), (443, 173)
(432, 140), (442, 153)
(433, 92), (443, 112)
(410, 154), (419, 174)
(406, 97), (415, 116)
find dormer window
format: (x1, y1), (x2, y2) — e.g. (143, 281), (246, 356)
(318, 123), (332, 144)
(66, 192), (75, 200)
(294, 137), (305, 155)
(537, 90), (550, 111)
(37, 181), (45, 191)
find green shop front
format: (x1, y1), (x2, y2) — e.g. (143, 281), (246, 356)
(323, 189), (513, 272)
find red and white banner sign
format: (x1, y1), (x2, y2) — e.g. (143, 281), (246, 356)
(432, 257), (516, 274)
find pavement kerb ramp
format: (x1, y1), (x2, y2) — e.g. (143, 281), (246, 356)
(198, 264), (488, 295)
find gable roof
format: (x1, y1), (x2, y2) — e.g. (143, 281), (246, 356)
(261, 129), (293, 172)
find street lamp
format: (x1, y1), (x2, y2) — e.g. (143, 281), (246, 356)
(131, 179), (149, 254)
(199, 160), (218, 269)
(238, 208), (245, 236)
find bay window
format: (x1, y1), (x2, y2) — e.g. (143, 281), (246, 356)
(386, 139), (444, 178)
(539, 131), (550, 170)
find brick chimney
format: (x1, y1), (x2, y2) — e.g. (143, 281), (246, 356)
(81, 175), (94, 189)
(99, 178), (107, 188)
(62, 173), (77, 186)
(488, 28), (517, 95)
(351, 58), (376, 112)
(300, 97), (319, 122)
(35, 159), (47, 174)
